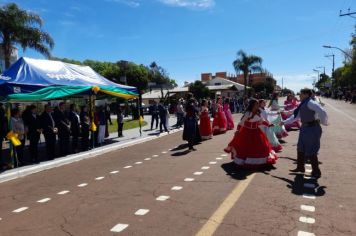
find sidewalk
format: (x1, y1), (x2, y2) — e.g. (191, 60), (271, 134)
(0, 115), (181, 183)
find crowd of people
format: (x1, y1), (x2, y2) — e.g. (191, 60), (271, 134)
(0, 88), (329, 180)
(0, 102), (122, 170)
(179, 88), (328, 178)
(322, 88), (356, 104)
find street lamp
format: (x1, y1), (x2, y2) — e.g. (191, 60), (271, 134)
(323, 45), (352, 59)
(313, 69), (321, 90)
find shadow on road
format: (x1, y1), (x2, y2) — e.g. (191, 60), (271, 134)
(171, 143), (189, 151)
(271, 173), (326, 197)
(171, 150), (191, 157)
(279, 156), (297, 163)
(220, 161), (276, 180)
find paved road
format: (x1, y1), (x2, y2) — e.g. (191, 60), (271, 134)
(0, 98), (355, 236)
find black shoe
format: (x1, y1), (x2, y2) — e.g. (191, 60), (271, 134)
(189, 147), (197, 151)
(311, 171), (321, 178)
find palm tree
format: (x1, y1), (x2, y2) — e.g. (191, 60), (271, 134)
(233, 50), (263, 95)
(0, 3), (54, 69)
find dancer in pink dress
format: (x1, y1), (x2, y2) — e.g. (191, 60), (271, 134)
(282, 94), (301, 130)
(223, 98), (234, 130)
(212, 97), (227, 135)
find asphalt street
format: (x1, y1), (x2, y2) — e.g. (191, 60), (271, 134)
(0, 98), (355, 236)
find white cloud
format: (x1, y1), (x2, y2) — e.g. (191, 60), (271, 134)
(107, 0), (140, 7)
(158, 0), (215, 9)
(275, 74), (316, 93)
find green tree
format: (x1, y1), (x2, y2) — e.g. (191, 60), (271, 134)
(189, 81), (210, 99)
(252, 81), (274, 95)
(233, 50), (263, 95)
(0, 3), (54, 69)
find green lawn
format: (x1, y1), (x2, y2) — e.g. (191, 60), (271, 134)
(108, 118), (148, 133)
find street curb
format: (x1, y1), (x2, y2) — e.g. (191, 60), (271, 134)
(0, 128), (183, 184)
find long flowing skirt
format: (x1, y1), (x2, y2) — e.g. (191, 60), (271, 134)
(270, 115), (288, 139)
(224, 109), (234, 130)
(212, 111), (227, 135)
(260, 126), (282, 152)
(200, 113), (212, 140)
(224, 127), (278, 168)
(183, 117), (201, 143)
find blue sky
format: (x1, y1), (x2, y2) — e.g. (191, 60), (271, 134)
(2, 0), (356, 92)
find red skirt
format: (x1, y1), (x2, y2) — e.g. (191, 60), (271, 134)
(224, 125), (278, 168)
(213, 111), (227, 135)
(200, 112), (212, 140)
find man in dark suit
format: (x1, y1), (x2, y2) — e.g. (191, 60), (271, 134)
(40, 104), (57, 160)
(68, 104), (80, 153)
(24, 105), (41, 163)
(149, 101), (159, 130)
(158, 100), (168, 133)
(0, 103), (7, 169)
(54, 102), (71, 157)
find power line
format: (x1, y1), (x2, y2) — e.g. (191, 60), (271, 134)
(339, 8), (356, 18)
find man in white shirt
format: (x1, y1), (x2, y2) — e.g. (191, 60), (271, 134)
(282, 88), (328, 178)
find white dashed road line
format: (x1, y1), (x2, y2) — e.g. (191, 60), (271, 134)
(201, 166), (210, 170)
(161, 151), (167, 154)
(209, 161), (217, 165)
(216, 157), (223, 160)
(171, 186), (183, 191)
(156, 196), (170, 201)
(144, 158), (151, 161)
(194, 172), (203, 175)
(124, 166), (132, 169)
(57, 190), (70, 195)
(305, 169), (312, 173)
(110, 223), (129, 233)
(299, 216), (316, 224)
(37, 198), (51, 203)
(302, 194), (316, 200)
(184, 178), (195, 182)
(78, 183), (88, 187)
(135, 162), (143, 165)
(297, 231), (315, 236)
(95, 176), (105, 180)
(220, 154), (228, 157)
(134, 209), (150, 216)
(110, 170), (119, 174)
(12, 207), (28, 213)
(300, 205), (315, 212)
(152, 155), (159, 157)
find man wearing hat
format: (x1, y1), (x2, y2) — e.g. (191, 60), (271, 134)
(282, 88), (328, 178)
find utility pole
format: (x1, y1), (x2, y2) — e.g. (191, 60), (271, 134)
(339, 8), (356, 18)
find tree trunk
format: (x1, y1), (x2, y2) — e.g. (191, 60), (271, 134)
(2, 37), (12, 70)
(243, 71), (248, 95)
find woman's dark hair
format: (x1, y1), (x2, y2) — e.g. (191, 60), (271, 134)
(246, 99), (258, 112)
(201, 99), (207, 106)
(224, 98), (230, 103)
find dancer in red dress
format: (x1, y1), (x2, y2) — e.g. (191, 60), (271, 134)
(212, 97), (227, 135)
(224, 99), (278, 169)
(224, 98), (234, 130)
(199, 99), (212, 140)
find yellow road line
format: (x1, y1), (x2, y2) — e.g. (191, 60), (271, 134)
(195, 173), (256, 236)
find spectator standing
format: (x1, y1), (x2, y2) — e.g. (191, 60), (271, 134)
(117, 106), (124, 137)
(176, 99), (185, 128)
(0, 103), (7, 169)
(41, 104), (57, 160)
(80, 106), (90, 151)
(10, 108), (26, 166)
(97, 106), (106, 145)
(158, 100), (169, 133)
(54, 102), (71, 156)
(69, 104), (80, 153)
(149, 101), (159, 130)
(24, 105), (41, 163)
